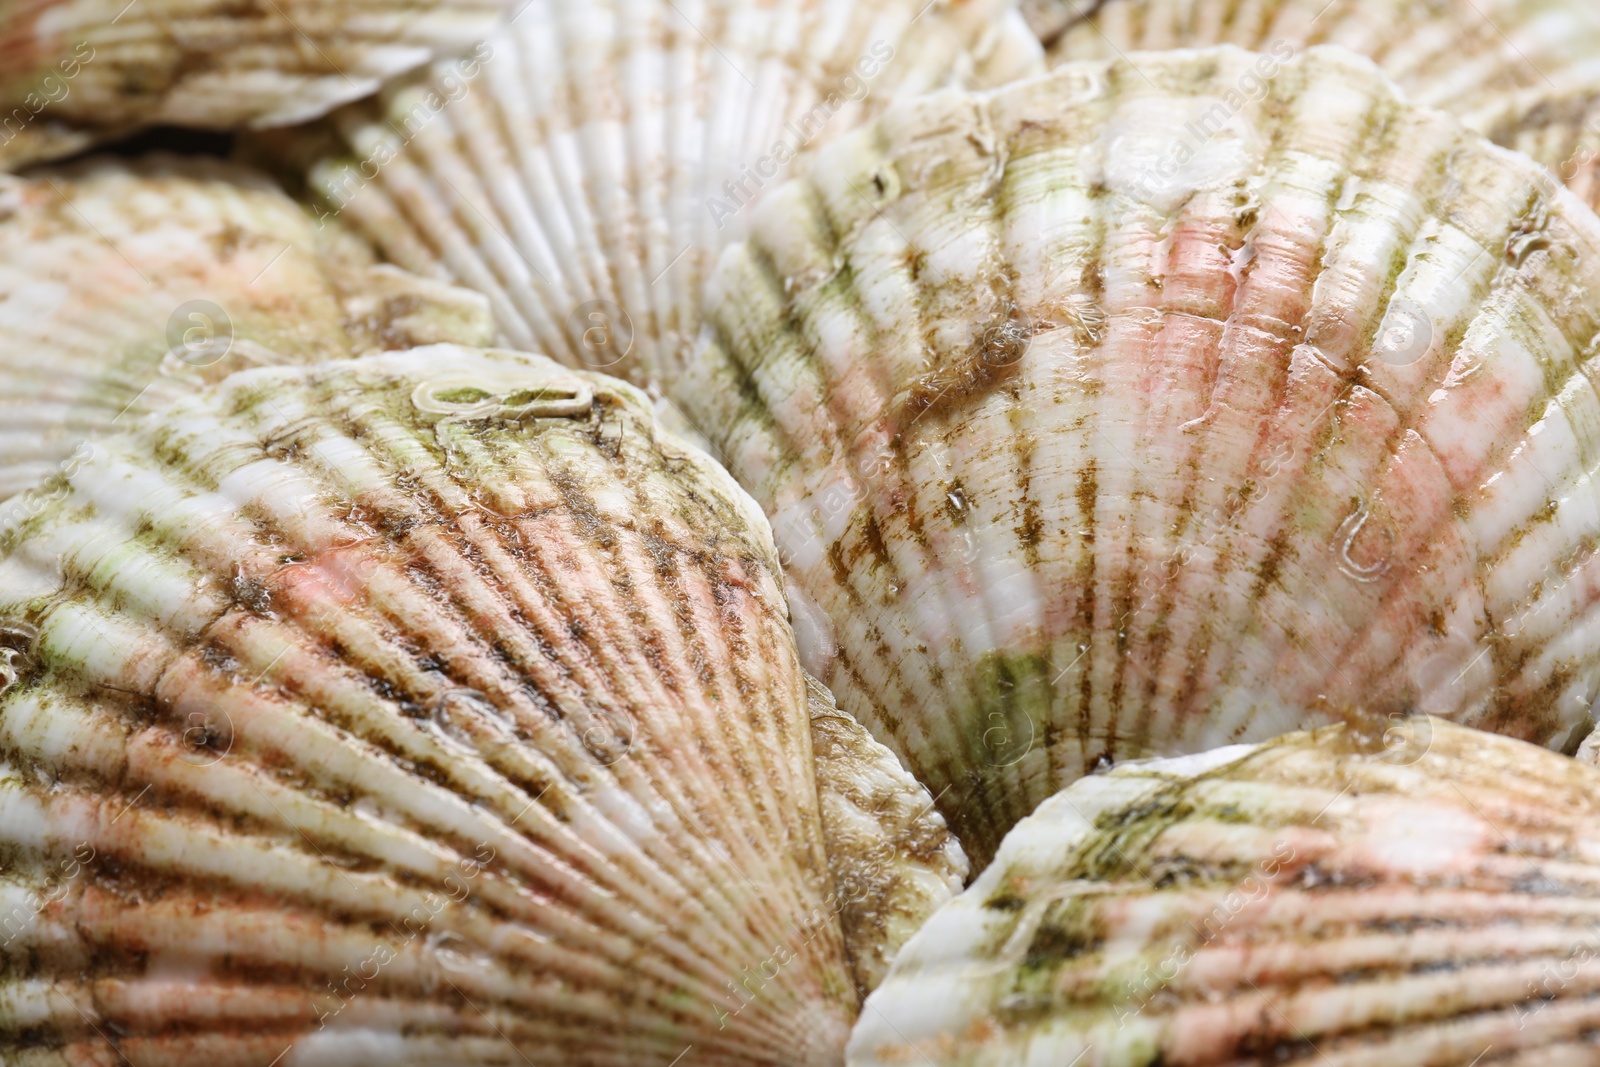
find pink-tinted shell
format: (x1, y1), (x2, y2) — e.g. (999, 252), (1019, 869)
(681, 46), (1600, 864)
(852, 718), (1600, 1066)
(0, 347), (859, 1066)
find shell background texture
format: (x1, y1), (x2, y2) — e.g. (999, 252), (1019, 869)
(0, 155), (493, 502)
(1033, 0), (1600, 212)
(0, 0), (514, 168)
(0, 346), (864, 1065)
(851, 717), (1600, 1066)
(683, 46), (1600, 865)
(281, 0), (1044, 389)
(808, 674), (968, 995)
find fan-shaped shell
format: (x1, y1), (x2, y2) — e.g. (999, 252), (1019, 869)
(851, 717), (1600, 1066)
(278, 0), (1044, 389)
(1034, 0), (1600, 212)
(0, 0), (512, 168)
(0, 345), (875, 1065)
(681, 46), (1600, 865)
(0, 155), (493, 501)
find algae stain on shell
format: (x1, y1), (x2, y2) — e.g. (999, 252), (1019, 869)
(682, 46), (1600, 865)
(0, 345), (871, 1066)
(852, 719), (1600, 1066)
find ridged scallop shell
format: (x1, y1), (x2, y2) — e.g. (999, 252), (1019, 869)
(0, 344), (884, 1066)
(0, 120), (95, 174)
(851, 717), (1600, 1066)
(0, 156), (492, 501)
(1034, 0), (1600, 212)
(808, 674), (968, 995)
(682, 46), (1600, 865)
(1482, 85), (1600, 215)
(280, 0), (1044, 387)
(0, 0), (511, 168)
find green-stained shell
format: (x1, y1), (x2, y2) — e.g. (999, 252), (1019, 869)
(1033, 0), (1600, 213)
(0, 155), (493, 502)
(851, 718), (1600, 1066)
(681, 46), (1600, 865)
(272, 0), (1044, 389)
(0, 345), (885, 1065)
(809, 674), (968, 996)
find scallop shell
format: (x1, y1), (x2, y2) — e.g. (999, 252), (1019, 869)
(809, 674), (968, 995)
(0, 0), (511, 168)
(0, 119), (96, 174)
(850, 717), (1600, 1066)
(281, 0), (1045, 388)
(0, 155), (492, 501)
(682, 45), (1600, 865)
(0, 344), (883, 1066)
(1482, 85), (1600, 215)
(1035, 0), (1600, 212)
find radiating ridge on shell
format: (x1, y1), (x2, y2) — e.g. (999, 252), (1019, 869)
(1033, 0), (1600, 213)
(0, 345), (866, 1065)
(682, 45), (1600, 866)
(281, 0), (1045, 389)
(850, 718), (1600, 1066)
(0, 0), (516, 169)
(0, 155), (493, 503)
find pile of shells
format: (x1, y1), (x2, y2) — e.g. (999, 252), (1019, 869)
(0, 1), (1598, 1064)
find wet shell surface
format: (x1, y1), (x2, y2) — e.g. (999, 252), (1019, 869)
(808, 674), (968, 996)
(0, 0), (512, 168)
(0, 155), (492, 502)
(683, 46), (1600, 865)
(1034, 0), (1600, 212)
(284, 0), (1044, 388)
(850, 717), (1600, 1066)
(0, 345), (883, 1065)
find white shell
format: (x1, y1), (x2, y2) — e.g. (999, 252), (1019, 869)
(1037, 0), (1600, 212)
(286, 0), (1044, 387)
(682, 46), (1600, 863)
(0, 156), (493, 501)
(852, 717), (1600, 1066)
(0, 345), (873, 1065)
